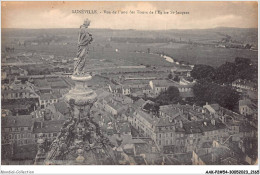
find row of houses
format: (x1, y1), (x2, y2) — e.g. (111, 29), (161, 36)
(1, 115), (65, 147)
(109, 79), (195, 99)
(127, 101), (257, 159)
(192, 137), (258, 165)
(232, 79), (257, 92)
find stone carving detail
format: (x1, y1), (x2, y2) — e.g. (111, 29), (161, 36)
(35, 20), (117, 165)
(74, 19), (93, 76)
(45, 104), (116, 164)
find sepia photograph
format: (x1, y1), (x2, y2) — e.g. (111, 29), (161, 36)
(0, 1), (259, 174)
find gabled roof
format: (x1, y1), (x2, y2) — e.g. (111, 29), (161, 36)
(39, 93), (59, 100)
(156, 117), (174, 127)
(182, 119), (226, 134)
(239, 99), (252, 107)
(160, 105), (180, 117)
(2, 115), (33, 128)
(198, 147), (232, 165)
(33, 119), (65, 133)
(54, 101), (70, 115)
(133, 98), (146, 108)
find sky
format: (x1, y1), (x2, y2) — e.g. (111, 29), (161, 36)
(1, 1), (258, 30)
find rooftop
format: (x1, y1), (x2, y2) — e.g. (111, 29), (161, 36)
(33, 119), (65, 133)
(181, 119), (226, 134)
(54, 101), (70, 116)
(2, 115), (33, 128)
(39, 93), (59, 100)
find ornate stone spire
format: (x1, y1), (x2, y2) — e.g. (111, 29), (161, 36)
(35, 20), (117, 165)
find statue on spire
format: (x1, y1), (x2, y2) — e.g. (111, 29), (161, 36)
(74, 19), (93, 75)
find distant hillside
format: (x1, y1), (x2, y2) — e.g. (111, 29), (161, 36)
(2, 27), (258, 45)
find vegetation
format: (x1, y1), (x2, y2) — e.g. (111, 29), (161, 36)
(155, 86), (181, 105)
(173, 75), (180, 82)
(189, 57), (256, 110)
(193, 80), (240, 110)
(190, 57), (257, 84)
(168, 73), (173, 80)
(143, 103), (160, 115)
(190, 64), (215, 81)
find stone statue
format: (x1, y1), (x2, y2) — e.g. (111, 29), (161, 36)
(74, 19), (93, 75)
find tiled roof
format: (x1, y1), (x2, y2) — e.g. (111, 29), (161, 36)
(133, 98), (146, 108)
(179, 91), (194, 98)
(239, 99), (252, 107)
(118, 122), (131, 134)
(54, 101), (70, 115)
(33, 79), (50, 88)
(40, 93), (59, 100)
(50, 81), (68, 89)
(160, 105), (180, 117)
(33, 119), (65, 133)
(152, 80), (177, 87)
(182, 119), (226, 134)
(156, 117), (174, 127)
(238, 122), (257, 132)
(2, 115), (33, 128)
(2, 88), (31, 94)
(198, 147), (231, 165)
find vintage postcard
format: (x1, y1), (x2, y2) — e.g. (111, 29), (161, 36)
(1, 1), (259, 174)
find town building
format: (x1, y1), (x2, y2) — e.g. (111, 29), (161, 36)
(33, 119), (65, 144)
(39, 93), (60, 108)
(131, 103), (230, 153)
(1, 79), (39, 100)
(239, 99), (257, 116)
(109, 84), (131, 95)
(149, 79), (194, 98)
(232, 79), (257, 92)
(192, 141), (239, 165)
(1, 115), (34, 146)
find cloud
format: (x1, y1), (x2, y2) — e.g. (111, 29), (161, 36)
(39, 9), (83, 28)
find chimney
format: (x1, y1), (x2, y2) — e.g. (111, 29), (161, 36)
(179, 121), (183, 128)
(211, 119), (216, 126)
(40, 121), (43, 128)
(206, 102), (208, 105)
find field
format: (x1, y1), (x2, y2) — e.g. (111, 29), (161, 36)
(2, 27), (258, 68)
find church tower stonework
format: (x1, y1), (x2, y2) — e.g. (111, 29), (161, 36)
(34, 19), (117, 165)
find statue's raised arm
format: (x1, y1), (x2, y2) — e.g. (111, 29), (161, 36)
(74, 19), (93, 76)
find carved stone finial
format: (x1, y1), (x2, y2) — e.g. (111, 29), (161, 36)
(74, 19), (93, 76)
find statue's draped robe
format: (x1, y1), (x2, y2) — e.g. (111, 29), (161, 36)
(74, 27), (93, 75)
